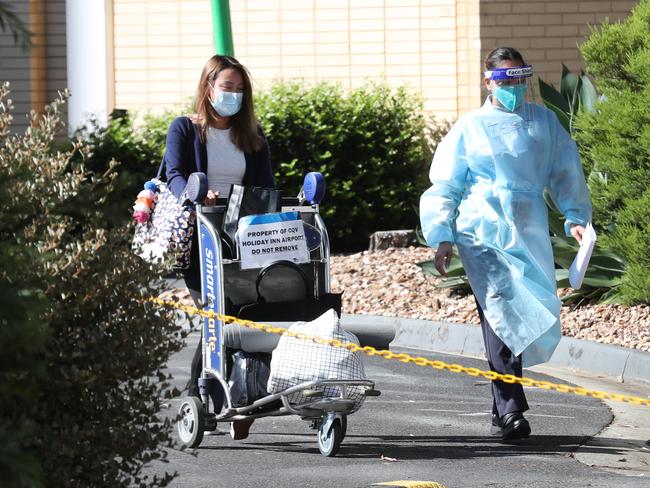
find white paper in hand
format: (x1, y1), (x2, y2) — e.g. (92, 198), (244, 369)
(569, 223), (597, 289)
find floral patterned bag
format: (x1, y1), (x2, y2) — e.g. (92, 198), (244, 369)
(131, 164), (196, 269)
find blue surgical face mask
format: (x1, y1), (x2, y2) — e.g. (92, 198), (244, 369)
(493, 84), (527, 112)
(211, 88), (243, 117)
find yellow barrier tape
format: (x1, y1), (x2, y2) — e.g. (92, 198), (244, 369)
(151, 298), (650, 408)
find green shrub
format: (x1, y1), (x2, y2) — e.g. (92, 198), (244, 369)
(75, 82), (445, 252)
(0, 86), (47, 488)
(0, 236), (47, 485)
(256, 81), (445, 251)
(574, 0), (650, 303)
(0, 83), (182, 487)
(73, 111), (175, 228)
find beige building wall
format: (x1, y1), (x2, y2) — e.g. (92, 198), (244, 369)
(110, 0), (638, 122)
(0, 0), (67, 134)
(479, 0), (638, 98)
(112, 0), (214, 112)
(456, 0), (481, 114)
(112, 0), (474, 121)
(0, 0), (31, 131)
(227, 0), (470, 120)
(1, 1), (641, 133)
(43, 0), (68, 113)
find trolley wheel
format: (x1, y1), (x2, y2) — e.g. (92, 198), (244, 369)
(177, 396), (205, 449)
(317, 418), (343, 457)
(312, 415), (347, 438)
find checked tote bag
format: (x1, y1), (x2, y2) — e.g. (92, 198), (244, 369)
(267, 309), (367, 407)
(132, 162), (195, 269)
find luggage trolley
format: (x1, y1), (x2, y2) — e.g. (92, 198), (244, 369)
(176, 172), (380, 457)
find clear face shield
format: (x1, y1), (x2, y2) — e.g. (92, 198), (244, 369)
(484, 65), (535, 122)
(481, 65), (541, 184)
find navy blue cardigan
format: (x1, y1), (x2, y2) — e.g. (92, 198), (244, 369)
(163, 116), (275, 197)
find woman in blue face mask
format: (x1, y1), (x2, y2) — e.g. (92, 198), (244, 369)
(164, 54), (274, 207)
(420, 47), (592, 441)
(162, 55), (274, 440)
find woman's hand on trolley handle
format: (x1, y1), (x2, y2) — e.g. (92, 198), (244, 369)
(434, 241), (453, 277)
(570, 224), (586, 246)
(203, 189), (219, 206)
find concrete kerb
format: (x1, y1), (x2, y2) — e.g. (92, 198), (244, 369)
(341, 313), (650, 386)
(169, 295), (650, 385)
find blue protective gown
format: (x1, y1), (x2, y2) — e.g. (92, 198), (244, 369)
(420, 99), (592, 366)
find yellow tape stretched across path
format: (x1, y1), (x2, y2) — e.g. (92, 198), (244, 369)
(151, 297), (650, 408)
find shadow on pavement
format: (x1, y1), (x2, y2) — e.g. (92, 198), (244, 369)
(193, 432), (639, 460)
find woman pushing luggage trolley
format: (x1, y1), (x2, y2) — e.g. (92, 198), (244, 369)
(176, 172), (380, 457)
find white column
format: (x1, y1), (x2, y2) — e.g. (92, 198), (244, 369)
(66, 0), (109, 133)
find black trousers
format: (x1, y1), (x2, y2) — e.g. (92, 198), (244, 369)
(475, 298), (529, 417)
(186, 284), (202, 398)
(188, 337), (202, 398)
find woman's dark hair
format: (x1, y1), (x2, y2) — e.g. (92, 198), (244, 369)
(485, 47), (526, 70)
(194, 54), (263, 153)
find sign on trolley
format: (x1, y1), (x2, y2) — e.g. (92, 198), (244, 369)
(237, 211), (310, 269)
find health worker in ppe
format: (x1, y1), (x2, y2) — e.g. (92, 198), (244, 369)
(419, 47), (592, 440)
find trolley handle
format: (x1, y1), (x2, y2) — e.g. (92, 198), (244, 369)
(179, 172), (208, 205)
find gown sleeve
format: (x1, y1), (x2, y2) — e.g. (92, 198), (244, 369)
(547, 115), (593, 236)
(419, 121), (469, 248)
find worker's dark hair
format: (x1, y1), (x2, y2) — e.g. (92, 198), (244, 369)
(485, 47), (526, 70)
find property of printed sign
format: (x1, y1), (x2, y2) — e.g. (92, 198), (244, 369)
(237, 211), (310, 270)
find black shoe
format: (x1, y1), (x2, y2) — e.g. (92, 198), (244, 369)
(230, 418), (254, 440)
(493, 412), (531, 440)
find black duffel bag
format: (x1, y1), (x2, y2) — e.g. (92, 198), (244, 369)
(235, 260), (342, 322)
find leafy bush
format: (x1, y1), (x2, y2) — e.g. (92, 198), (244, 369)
(0, 83), (182, 487)
(0, 89), (48, 488)
(72, 83), (444, 253)
(574, 0), (650, 303)
(0, 231), (47, 483)
(256, 81), (446, 251)
(72, 111), (175, 228)
(538, 66), (627, 304)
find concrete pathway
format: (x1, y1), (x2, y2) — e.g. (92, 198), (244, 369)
(157, 309), (650, 486)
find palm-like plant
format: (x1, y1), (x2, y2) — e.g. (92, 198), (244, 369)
(538, 64), (598, 134)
